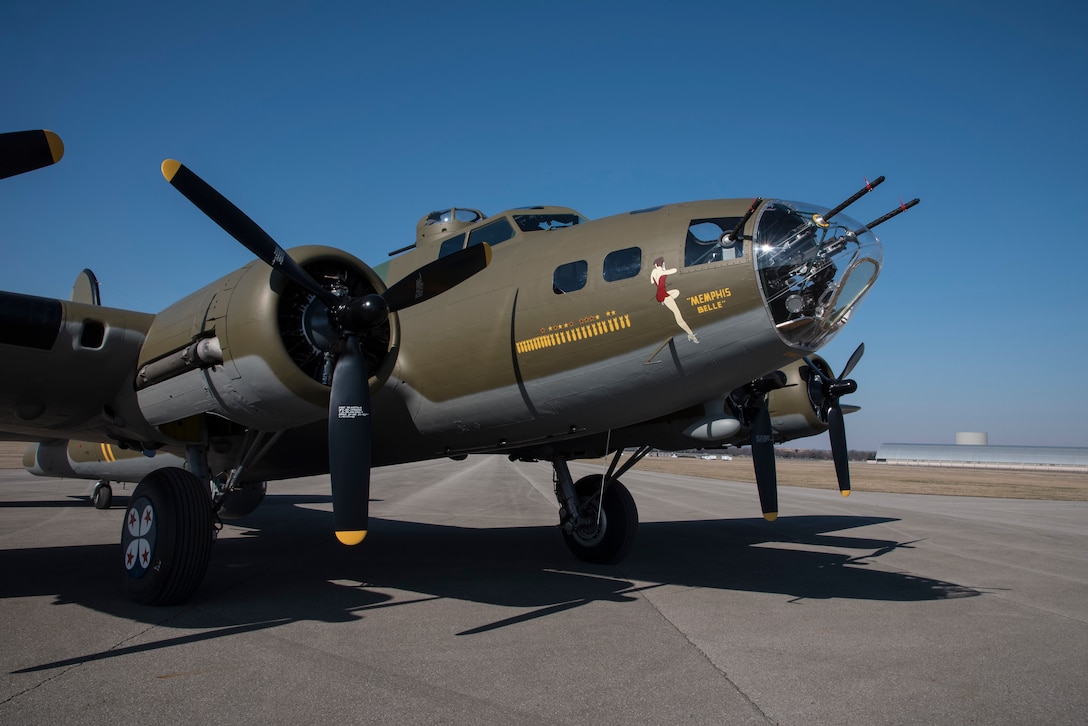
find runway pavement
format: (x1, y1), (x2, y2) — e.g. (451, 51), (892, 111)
(1, 456), (1086, 724)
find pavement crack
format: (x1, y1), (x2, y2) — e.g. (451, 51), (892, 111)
(618, 572), (778, 724)
(3, 608), (193, 707)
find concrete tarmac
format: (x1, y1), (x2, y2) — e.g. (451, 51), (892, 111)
(1, 456), (1086, 724)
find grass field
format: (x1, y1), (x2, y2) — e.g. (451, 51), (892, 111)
(4, 441), (1085, 500)
(628, 455), (1088, 501)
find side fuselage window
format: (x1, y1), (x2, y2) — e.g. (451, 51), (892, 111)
(553, 260), (588, 294)
(603, 247), (642, 282)
(685, 217), (743, 266)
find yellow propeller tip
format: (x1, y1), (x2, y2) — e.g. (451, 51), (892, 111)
(841, 490), (851, 497)
(335, 530), (367, 546)
(161, 159), (181, 181)
(43, 130), (64, 163)
(763, 512), (778, 522)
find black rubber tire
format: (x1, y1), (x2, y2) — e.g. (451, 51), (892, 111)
(561, 475), (638, 564)
(92, 481), (113, 510)
(121, 467), (213, 606)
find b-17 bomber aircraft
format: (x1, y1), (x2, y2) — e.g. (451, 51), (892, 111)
(1, 129), (918, 605)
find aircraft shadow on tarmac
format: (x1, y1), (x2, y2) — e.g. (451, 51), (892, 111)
(0, 494), (131, 508)
(4, 492), (978, 674)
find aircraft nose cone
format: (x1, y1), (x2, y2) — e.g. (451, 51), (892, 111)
(753, 200), (883, 351)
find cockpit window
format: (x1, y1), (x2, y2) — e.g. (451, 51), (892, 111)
(468, 217), (515, 248)
(513, 213), (586, 232)
(437, 233), (466, 259)
(684, 217), (743, 266)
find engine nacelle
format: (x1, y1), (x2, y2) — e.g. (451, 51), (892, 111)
(665, 356), (835, 447)
(135, 246), (398, 434)
(609, 354), (836, 452)
(765, 355), (833, 442)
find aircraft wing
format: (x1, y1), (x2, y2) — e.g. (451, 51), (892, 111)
(0, 291), (157, 446)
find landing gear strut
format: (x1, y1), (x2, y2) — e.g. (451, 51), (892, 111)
(210, 430), (278, 519)
(553, 446), (650, 564)
(213, 479), (267, 519)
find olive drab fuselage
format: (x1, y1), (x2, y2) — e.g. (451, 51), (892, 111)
(5, 196), (885, 483)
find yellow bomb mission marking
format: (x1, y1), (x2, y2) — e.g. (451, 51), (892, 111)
(517, 313), (632, 354)
(688, 287), (731, 315)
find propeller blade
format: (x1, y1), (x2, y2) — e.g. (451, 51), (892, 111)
(749, 399), (778, 521)
(328, 334), (372, 544)
(838, 342), (865, 380)
(827, 403), (851, 495)
(161, 160), (338, 307)
(1, 130), (64, 180)
(383, 243), (492, 312)
(803, 345), (862, 495)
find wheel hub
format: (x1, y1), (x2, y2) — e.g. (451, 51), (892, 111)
(569, 506), (607, 547)
(122, 497), (157, 579)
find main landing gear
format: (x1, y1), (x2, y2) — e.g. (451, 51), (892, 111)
(552, 446), (651, 564)
(121, 467), (213, 605)
(119, 437), (275, 605)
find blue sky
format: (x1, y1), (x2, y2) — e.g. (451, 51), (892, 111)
(2, 1), (1086, 450)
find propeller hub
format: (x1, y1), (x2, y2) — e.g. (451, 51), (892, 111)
(335, 294), (390, 333)
(827, 379), (858, 398)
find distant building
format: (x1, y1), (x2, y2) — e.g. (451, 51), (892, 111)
(955, 432), (988, 446)
(875, 433), (1088, 473)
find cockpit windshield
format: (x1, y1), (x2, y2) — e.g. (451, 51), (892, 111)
(755, 200), (883, 350)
